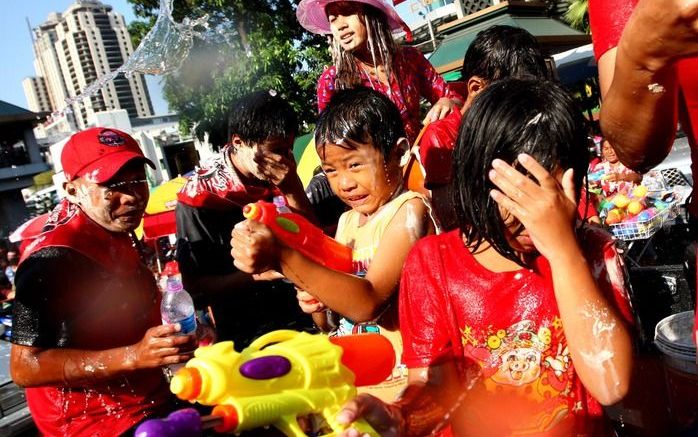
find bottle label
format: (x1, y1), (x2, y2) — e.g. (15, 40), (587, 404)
(163, 313), (197, 335)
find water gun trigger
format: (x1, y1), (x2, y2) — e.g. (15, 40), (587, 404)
(323, 411), (379, 437)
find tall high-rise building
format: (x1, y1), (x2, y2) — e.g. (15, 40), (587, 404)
(24, 0), (153, 129)
(22, 76), (52, 113)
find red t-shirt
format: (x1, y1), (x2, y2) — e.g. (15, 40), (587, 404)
(588, 0), (698, 217)
(400, 227), (634, 436)
(418, 109), (462, 189)
(13, 203), (172, 436)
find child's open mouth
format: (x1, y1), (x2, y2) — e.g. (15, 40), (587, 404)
(345, 194), (368, 206)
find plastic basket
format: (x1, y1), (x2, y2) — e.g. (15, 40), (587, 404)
(607, 203), (676, 241)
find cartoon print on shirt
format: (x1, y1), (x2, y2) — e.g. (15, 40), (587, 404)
(460, 319), (576, 432)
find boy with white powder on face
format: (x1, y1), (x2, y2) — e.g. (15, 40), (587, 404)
(176, 90), (315, 348)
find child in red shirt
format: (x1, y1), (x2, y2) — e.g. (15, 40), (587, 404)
(336, 78), (635, 437)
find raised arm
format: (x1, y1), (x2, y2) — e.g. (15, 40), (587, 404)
(489, 155), (633, 405)
(232, 198), (434, 322)
(591, 0), (698, 171)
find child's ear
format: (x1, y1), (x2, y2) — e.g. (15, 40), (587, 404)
(231, 135), (244, 150)
(395, 137), (411, 167)
(467, 76), (487, 97)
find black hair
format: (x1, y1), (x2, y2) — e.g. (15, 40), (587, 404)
(330, 3), (402, 92)
(314, 87), (405, 158)
(452, 78), (589, 267)
(461, 25), (549, 82)
(227, 91), (298, 144)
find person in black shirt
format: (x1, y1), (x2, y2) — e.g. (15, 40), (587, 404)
(176, 91), (315, 348)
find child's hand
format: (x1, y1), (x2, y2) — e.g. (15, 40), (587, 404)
(488, 153), (578, 260)
(296, 289), (326, 314)
(256, 151), (299, 189)
(423, 97), (458, 124)
(336, 394), (401, 437)
(230, 220), (282, 274)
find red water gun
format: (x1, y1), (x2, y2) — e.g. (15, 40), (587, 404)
(242, 198), (353, 273)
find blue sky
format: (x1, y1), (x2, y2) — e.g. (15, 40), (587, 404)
(0, 0), (169, 114)
(0, 0), (425, 115)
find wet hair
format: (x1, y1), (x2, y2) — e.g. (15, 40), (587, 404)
(461, 25), (549, 82)
(452, 78), (589, 267)
(227, 90), (298, 144)
(314, 87), (405, 158)
(330, 3), (401, 91)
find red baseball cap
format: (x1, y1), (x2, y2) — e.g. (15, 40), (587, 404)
(62, 127), (155, 184)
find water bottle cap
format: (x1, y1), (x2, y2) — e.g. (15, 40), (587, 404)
(163, 261), (180, 276)
(272, 196), (287, 208)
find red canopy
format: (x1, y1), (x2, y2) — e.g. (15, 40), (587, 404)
(142, 211), (176, 240)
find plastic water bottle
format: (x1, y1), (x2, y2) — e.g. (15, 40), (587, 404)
(160, 274), (197, 378)
(161, 275), (197, 336)
(273, 195), (292, 213)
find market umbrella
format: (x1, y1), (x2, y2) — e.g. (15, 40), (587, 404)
(141, 175), (189, 240)
(293, 133), (320, 188)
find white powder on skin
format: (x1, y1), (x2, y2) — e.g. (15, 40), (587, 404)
(404, 202), (422, 242)
(234, 145), (266, 181)
(578, 303), (623, 400)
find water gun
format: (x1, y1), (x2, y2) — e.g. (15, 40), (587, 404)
(160, 330), (394, 436)
(242, 199), (353, 273)
(135, 409), (221, 437)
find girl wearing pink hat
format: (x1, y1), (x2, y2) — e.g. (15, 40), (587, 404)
(297, 0), (463, 144)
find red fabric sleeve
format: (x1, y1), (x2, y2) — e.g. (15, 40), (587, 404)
(399, 238), (454, 368)
(588, 0), (638, 60)
(317, 66), (337, 114)
(418, 110), (461, 188)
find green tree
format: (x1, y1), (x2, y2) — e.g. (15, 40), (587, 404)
(126, 0), (330, 147)
(563, 0), (589, 33)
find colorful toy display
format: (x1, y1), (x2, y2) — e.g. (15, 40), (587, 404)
(151, 330), (394, 436)
(602, 185), (677, 240)
(243, 200), (354, 273)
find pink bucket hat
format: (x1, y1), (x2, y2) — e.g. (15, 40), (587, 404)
(296, 0), (410, 38)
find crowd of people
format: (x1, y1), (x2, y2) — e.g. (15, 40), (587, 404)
(4, 0), (697, 435)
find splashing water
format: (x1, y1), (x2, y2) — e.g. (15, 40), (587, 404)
(52, 0), (236, 119)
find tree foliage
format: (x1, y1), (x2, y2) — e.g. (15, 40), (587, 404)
(126, 0), (330, 147)
(562, 0), (590, 33)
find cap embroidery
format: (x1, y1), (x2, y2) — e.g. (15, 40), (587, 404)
(98, 129), (126, 146)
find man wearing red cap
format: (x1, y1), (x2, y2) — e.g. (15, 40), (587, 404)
(9, 127), (194, 436)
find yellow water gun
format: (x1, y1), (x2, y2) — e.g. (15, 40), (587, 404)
(169, 330), (395, 436)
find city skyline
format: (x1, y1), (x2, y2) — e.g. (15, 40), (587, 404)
(0, 0), (431, 116)
(0, 0), (169, 115)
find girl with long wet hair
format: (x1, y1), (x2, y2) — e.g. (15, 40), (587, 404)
(297, 0), (463, 144)
(334, 78), (636, 436)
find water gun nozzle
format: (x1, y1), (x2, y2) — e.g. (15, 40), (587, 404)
(242, 204), (260, 220)
(170, 367), (202, 401)
(212, 404), (239, 433)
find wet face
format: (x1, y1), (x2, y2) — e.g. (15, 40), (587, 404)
(319, 141), (401, 216)
(66, 161), (149, 233)
(230, 135), (294, 183)
(601, 140), (618, 163)
(327, 1), (368, 53)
